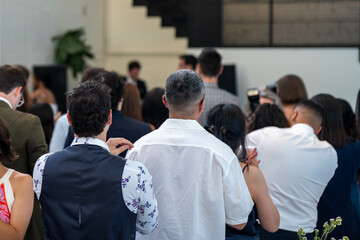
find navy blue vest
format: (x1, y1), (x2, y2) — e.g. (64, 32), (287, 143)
(40, 144), (137, 240)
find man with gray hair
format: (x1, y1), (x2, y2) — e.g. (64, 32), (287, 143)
(126, 70), (253, 240)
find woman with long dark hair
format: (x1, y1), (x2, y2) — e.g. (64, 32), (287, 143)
(0, 117), (33, 239)
(312, 94), (360, 239)
(205, 104), (279, 240)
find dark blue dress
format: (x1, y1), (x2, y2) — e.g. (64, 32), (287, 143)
(316, 140), (360, 239)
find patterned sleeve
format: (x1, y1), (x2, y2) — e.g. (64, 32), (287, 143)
(33, 153), (52, 199)
(122, 160), (158, 235)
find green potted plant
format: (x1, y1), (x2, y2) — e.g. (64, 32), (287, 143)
(52, 28), (94, 77)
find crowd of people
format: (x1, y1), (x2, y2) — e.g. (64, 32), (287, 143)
(0, 47), (359, 240)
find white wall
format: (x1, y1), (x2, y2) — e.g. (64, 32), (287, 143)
(0, 0), (105, 90)
(188, 48), (360, 110)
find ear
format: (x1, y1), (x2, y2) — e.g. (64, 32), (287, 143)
(289, 109), (298, 126)
(314, 126), (322, 136)
(107, 109), (112, 126)
(162, 95), (168, 108)
(218, 65), (224, 76)
(199, 98), (205, 113)
(66, 112), (72, 126)
(13, 86), (22, 98)
(197, 64), (201, 74)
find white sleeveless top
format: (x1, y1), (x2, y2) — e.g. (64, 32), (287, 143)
(0, 169), (15, 220)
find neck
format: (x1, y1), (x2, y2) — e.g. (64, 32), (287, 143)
(0, 93), (13, 108)
(74, 131), (107, 143)
(169, 112), (199, 121)
(200, 74), (218, 84)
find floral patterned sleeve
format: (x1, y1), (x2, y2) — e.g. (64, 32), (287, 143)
(122, 160), (158, 235)
(33, 153), (53, 199)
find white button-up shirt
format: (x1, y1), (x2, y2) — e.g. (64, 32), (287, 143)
(34, 137), (158, 235)
(246, 123), (337, 232)
(126, 119), (253, 240)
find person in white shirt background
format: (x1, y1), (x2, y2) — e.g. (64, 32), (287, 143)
(246, 99), (337, 240)
(126, 69), (253, 240)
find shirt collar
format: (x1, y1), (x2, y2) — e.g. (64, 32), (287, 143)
(203, 82), (218, 88)
(126, 76), (137, 85)
(290, 123), (315, 137)
(159, 118), (204, 130)
(0, 97), (13, 109)
(71, 137), (110, 152)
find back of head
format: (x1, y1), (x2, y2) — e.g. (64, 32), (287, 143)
(0, 64), (26, 94)
(67, 81), (111, 137)
(81, 67), (106, 83)
(29, 103), (54, 145)
(293, 100), (324, 131)
(15, 65), (30, 80)
(198, 48), (221, 77)
(310, 94), (346, 148)
(93, 71), (124, 111)
(128, 61), (141, 71)
(0, 117), (17, 162)
(276, 74), (308, 105)
(122, 83), (143, 121)
(165, 70), (205, 115)
(338, 98), (359, 141)
(142, 88), (168, 129)
(247, 103), (288, 133)
(205, 104), (246, 158)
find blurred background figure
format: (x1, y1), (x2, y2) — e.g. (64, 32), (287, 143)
(126, 61), (147, 99)
(29, 103), (54, 147)
(178, 54), (197, 71)
(312, 94), (360, 240)
(247, 103), (288, 133)
(142, 87), (168, 130)
(276, 74), (308, 120)
(122, 83), (143, 121)
(245, 87), (283, 118)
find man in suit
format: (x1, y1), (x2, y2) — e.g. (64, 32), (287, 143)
(64, 71), (152, 157)
(127, 61), (147, 99)
(0, 64), (47, 240)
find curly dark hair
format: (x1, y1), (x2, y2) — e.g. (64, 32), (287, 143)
(67, 81), (111, 137)
(0, 118), (17, 162)
(247, 103), (288, 133)
(205, 104), (246, 160)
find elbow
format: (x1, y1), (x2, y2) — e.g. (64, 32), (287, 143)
(262, 215), (280, 233)
(263, 224), (279, 233)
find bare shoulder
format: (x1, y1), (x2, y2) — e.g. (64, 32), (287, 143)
(10, 171), (33, 194)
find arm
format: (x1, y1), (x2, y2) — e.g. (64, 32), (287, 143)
(0, 174), (34, 240)
(27, 117), (48, 172)
(242, 164), (279, 232)
(224, 157), (254, 229)
(121, 160), (158, 235)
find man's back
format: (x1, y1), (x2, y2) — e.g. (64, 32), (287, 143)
(126, 119), (253, 240)
(199, 82), (241, 126)
(246, 124), (337, 232)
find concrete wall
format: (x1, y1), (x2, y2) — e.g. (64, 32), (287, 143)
(188, 47), (360, 110)
(0, 0), (105, 90)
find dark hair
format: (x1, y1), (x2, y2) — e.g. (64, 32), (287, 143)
(198, 48), (221, 77)
(29, 103), (54, 146)
(205, 104), (246, 160)
(122, 84), (143, 121)
(67, 81), (111, 137)
(311, 94), (346, 148)
(337, 98), (359, 141)
(180, 55), (198, 70)
(0, 65), (26, 94)
(247, 103), (288, 133)
(93, 72), (125, 111)
(128, 61), (141, 71)
(142, 88), (168, 129)
(276, 74), (308, 104)
(81, 67), (106, 83)
(295, 99), (324, 122)
(15, 65), (30, 80)
(0, 117), (17, 162)
(165, 70), (205, 112)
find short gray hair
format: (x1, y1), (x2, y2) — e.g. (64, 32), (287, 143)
(165, 70), (205, 112)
